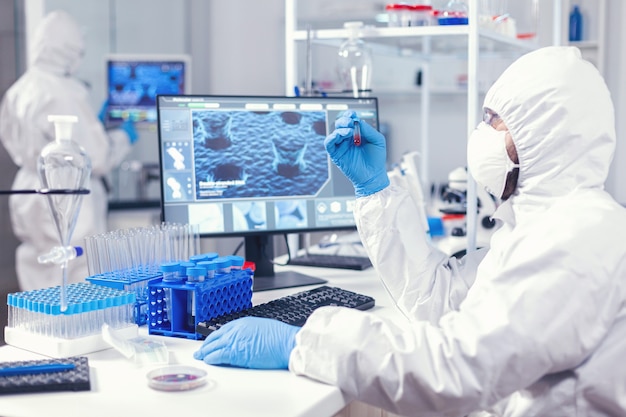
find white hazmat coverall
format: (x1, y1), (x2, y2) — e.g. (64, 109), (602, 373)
(290, 47), (626, 416)
(0, 11), (131, 290)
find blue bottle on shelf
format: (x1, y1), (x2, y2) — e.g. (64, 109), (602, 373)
(569, 5), (583, 42)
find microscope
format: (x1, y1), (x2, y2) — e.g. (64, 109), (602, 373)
(434, 166), (499, 257)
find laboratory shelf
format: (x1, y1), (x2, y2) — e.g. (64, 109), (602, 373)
(285, 0), (605, 253)
(292, 26), (538, 53)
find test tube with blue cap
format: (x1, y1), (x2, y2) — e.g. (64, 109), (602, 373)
(160, 261), (182, 319)
(179, 261), (196, 281)
(189, 254), (208, 263)
(196, 261), (217, 279)
(203, 252), (219, 261)
(228, 255), (245, 271)
(186, 266), (207, 327)
(213, 257), (232, 275)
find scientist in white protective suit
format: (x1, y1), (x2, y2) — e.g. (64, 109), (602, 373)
(193, 46), (626, 416)
(0, 10), (136, 290)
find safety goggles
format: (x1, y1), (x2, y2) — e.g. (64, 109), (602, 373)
(483, 108), (502, 128)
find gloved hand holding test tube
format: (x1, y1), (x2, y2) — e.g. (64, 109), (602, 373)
(325, 110), (390, 197)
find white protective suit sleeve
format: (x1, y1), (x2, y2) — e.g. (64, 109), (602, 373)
(354, 185), (486, 323)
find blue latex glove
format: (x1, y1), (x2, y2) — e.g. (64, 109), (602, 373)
(98, 100), (108, 124)
(193, 317), (300, 369)
(121, 119), (139, 144)
(324, 110), (390, 197)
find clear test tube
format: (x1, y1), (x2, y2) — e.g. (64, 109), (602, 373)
(84, 235), (97, 276)
(160, 262), (182, 321)
(186, 266), (206, 328)
(190, 224), (201, 257)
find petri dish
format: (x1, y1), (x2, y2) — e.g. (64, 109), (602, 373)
(147, 365), (208, 391)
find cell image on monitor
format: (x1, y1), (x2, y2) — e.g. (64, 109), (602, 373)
(275, 200), (308, 230)
(191, 110), (329, 200)
(107, 56), (189, 124)
(188, 203), (225, 234)
(233, 201), (268, 232)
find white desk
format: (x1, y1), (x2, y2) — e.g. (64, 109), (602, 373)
(0, 264), (397, 417)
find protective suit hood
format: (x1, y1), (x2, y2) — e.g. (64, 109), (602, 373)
(483, 46), (615, 208)
(29, 10), (85, 76)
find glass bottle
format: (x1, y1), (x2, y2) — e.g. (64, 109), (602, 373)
(38, 115), (91, 248)
(569, 5), (583, 42)
(337, 21), (373, 98)
(37, 115), (91, 311)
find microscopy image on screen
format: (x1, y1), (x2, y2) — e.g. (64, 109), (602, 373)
(192, 110), (329, 200)
(163, 172), (193, 201)
(188, 203), (225, 234)
(233, 201), (268, 231)
(275, 200), (308, 230)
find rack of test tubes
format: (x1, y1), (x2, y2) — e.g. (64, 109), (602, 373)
(85, 223), (201, 325)
(4, 282), (138, 357)
(147, 254), (252, 339)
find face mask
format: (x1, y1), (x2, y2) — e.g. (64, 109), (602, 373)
(467, 122), (519, 198)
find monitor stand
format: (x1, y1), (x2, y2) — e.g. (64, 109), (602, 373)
(245, 235), (327, 292)
(252, 271), (326, 292)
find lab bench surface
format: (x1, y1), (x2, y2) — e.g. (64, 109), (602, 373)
(0, 264), (396, 417)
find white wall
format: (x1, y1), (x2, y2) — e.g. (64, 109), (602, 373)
(605, 1), (626, 203)
(23, 0), (626, 203)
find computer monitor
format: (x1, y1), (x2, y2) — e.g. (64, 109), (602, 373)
(105, 54), (191, 126)
(156, 94), (379, 291)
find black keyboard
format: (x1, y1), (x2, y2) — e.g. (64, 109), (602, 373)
(196, 285), (375, 336)
(288, 253), (373, 270)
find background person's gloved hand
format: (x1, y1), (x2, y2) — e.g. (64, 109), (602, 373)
(193, 317), (299, 369)
(121, 119), (138, 144)
(98, 100), (108, 124)
(324, 110), (390, 197)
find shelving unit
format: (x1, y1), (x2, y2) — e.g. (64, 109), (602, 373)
(284, 0), (602, 252)
(559, 0), (606, 75)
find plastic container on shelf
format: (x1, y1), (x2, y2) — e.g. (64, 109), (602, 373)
(569, 5), (583, 42)
(411, 5), (434, 26)
(386, 3), (433, 26)
(438, 0), (469, 25)
(386, 3), (413, 27)
(507, 0), (539, 40)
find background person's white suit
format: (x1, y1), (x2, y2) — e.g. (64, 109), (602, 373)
(0, 10), (132, 290)
(290, 47), (626, 416)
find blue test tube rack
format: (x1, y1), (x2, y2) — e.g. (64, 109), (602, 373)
(147, 268), (253, 340)
(86, 270), (158, 326)
(6, 282), (136, 339)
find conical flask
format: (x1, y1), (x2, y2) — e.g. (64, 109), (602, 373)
(37, 115), (91, 249)
(337, 21), (373, 98)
